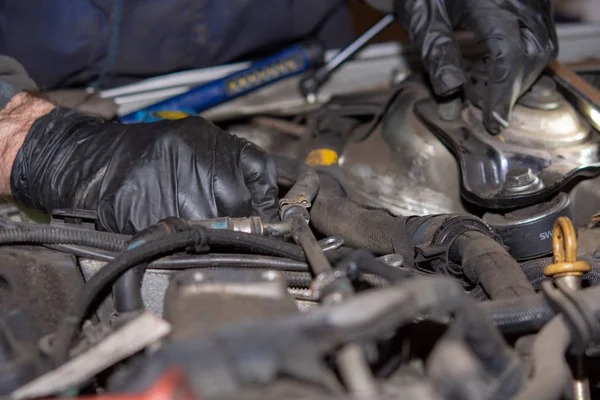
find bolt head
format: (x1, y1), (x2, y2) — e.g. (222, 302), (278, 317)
(505, 167), (535, 187)
(503, 167), (544, 193)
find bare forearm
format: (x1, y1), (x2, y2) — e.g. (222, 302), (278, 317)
(0, 92), (55, 195)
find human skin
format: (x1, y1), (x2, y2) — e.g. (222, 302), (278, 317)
(0, 92), (55, 196)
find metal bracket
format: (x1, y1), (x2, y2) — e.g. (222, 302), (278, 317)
(414, 94), (600, 209)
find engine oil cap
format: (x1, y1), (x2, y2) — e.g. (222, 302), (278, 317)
(483, 192), (573, 261)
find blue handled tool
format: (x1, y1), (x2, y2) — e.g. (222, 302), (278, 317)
(119, 43), (324, 124)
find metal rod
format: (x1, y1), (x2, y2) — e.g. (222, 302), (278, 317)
(288, 214), (378, 397)
(299, 13), (395, 103)
(544, 217), (591, 400)
(289, 215), (332, 276)
(323, 13), (395, 75)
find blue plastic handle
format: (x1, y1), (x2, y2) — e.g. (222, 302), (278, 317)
(119, 43), (322, 124)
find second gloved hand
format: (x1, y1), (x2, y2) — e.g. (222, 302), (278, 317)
(11, 108), (279, 233)
(387, 0), (558, 134)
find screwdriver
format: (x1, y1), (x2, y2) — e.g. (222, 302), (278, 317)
(119, 42), (325, 124)
(299, 13), (396, 104)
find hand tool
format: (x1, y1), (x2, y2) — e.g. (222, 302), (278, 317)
(299, 13), (395, 104)
(119, 43), (325, 124)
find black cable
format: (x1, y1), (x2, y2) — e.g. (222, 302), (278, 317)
(205, 229), (306, 261)
(0, 227), (126, 252)
(52, 229), (208, 366)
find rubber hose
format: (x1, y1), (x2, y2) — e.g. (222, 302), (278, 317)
(273, 155), (319, 200)
(272, 154), (302, 183)
(311, 174), (534, 299)
(113, 222), (182, 314)
(274, 155), (320, 221)
(512, 315), (571, 400)
(0, 227), (126, 252)
(311, 173), (400, 254)
(480, 282), (600, 336)
(52, 229), (209, 366)
(113, 264), (145, 313)
(478, 293), (554, 335)
(520, 257), (600, 289)
(205, 229), (306, 261)
(452, 232), (535, 299)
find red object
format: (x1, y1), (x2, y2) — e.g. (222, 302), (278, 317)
(52, 369), (198, 400)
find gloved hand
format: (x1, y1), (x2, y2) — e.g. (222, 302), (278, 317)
(11, 108), (279, 233)
(367, 0), (558, 134)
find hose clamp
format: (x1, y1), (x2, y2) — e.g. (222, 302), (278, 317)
(412, 215), (502, 279)
(430, 215), (498, 248)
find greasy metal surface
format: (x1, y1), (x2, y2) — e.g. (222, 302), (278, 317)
(79, 259), (170, 319)
(414, 81), (600, 209)
(466, 97), (590, 149)
(163, 269), (297, 340)
(341, 83), (466, 216)
(0, 247), (83, 336)
(570, 177), (600, 227)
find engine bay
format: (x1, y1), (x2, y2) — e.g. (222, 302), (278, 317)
(3, 30), (600, 400)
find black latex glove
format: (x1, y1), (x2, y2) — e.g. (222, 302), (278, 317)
(11, 108), (279, 233)
(382, 0), (557, 134)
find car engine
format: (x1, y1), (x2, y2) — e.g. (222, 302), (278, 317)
(3, 27), (600, 400)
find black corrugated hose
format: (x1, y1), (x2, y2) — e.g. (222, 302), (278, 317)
(520, 256), (600, 289)
(310, 172), (535, 300)
(0, 227), (126, 252)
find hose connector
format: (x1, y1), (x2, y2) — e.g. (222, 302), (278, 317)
(544, 217), (591, 278)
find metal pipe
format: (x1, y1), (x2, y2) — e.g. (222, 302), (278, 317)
(288, 214), (378, 397)
(289, 215), (331, 276)
(320, 14), (395, 76)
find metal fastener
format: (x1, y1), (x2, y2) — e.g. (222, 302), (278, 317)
(503, 167), (544, 193)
